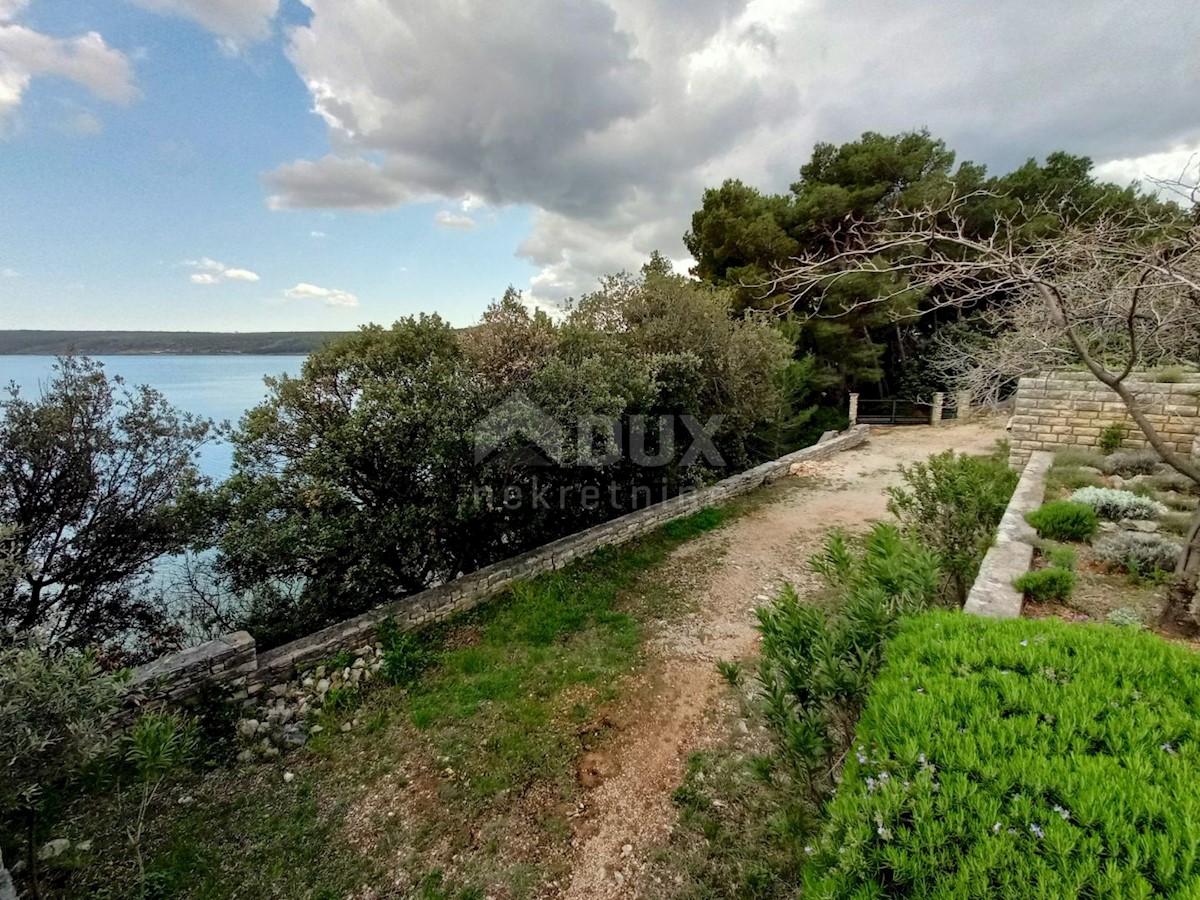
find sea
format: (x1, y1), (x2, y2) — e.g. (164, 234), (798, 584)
(0, 355), (307, 479)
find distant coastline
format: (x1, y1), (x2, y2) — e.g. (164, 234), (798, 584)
(0, 330), (352, 355)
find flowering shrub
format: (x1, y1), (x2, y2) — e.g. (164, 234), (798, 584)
(1093, 532), (1182, 575)
(1069, 486), (1167, 521)
(1025, 501), (1098, 542)
(804, 612), (1200, 897)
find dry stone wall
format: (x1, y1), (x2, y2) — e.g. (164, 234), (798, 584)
(132, 425), (870, 707)
(1009, 372), (1200, 468)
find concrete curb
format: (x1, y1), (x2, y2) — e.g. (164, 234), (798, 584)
(963, 451), (1053, 619)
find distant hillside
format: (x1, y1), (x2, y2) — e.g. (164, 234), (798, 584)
(0, 331), (353, 355)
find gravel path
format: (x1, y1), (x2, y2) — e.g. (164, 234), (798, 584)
(558, 420), (1005, 899)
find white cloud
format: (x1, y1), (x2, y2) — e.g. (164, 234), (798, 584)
(186, 257), (260, 284)
(1094, 143), (1200, 192)
(0, 3), (136, 133)
(1, 267), (19, 278)
(264, 0), (1200, 306)
(434, 210), (476, 230)
(124, 0), (279, 46)
(283, 282), (359, 308)
(310, 230), (326, 238)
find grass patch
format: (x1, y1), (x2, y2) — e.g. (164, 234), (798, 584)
(806, 611), (1200, 898)
(37, 504), (742, 899)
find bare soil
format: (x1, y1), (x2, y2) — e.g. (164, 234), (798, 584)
(557, 420), (1005, 899)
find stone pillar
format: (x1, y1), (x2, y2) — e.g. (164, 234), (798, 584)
(931, 392), (945, 426)
(955, 390), (973, 421)
(848, 393), (859, 426)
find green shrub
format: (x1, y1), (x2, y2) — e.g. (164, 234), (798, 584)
(804, 612), (1200, 898)
(1093, 531), (1182, 576)
(1038, 542), (1077, 570)
(377, 617), (437, 688)
(1070, 486), (1167, 520)
(886, 450), (1018, 604)
(1098, 421), (1127, 453)
(0, 645), (129, 891)
(1153, 365), (1191, 383)
(1025, 501), (1098, 541)
(758, 524), (940, 803)
(1101, 449), (1160, 476)
(1013, 567), (1075, 602)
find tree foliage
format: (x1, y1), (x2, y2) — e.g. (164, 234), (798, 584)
(213, 262), (799, 647)
(685, 130), (1173, 400)
(0, 357), (215, 657)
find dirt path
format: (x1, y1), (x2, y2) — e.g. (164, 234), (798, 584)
(559, 420), (1004, 899)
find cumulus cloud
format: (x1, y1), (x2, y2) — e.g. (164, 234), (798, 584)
(434, 210), (476, 230)
(0, 2), (136, 132)
(124, 0), (279, 46)
(187, 257), (260, 284)
(264, 0), (1200, 304)
(283, 282), (358, 307)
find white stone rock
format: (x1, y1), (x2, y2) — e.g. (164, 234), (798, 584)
(237, 719), (260, 738)
(37, 839), (70, 861)
(316, 679), (331, 695)
(283, 771), (295, 784)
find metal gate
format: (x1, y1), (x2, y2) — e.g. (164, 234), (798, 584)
(856, 398), (949, 426)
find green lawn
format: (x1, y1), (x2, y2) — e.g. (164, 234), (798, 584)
(31, 505), (742, 899)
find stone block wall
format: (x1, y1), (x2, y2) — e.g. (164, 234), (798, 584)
(1009, 372), (1200, 468)
(133, 426), (871, 704)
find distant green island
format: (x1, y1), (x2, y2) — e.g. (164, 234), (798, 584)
(0, 331), (353, 355)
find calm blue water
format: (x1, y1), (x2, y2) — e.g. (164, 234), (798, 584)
(0, 355), (306, 479)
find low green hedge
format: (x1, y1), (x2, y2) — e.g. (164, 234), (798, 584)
(805, 611), (1200, 898)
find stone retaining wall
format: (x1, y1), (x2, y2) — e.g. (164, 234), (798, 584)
(962, 451), (1053, 620)
(133, 425), (871, 703)
(1009, 372), (1200, 468)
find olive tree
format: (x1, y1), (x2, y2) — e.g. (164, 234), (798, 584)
(0, 356), (216, 657)
(769, 181), (1200, 621)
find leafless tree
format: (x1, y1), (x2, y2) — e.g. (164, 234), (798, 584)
(765, 180), (1200, 620)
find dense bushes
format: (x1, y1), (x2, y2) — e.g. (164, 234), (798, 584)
(805, 612), (1200, 898)
(1025, 500), (1098, 542)
(215, 266), (803, 647)
(886, 450), (1018, 604)
(0, 645), (129, 890)
(757, 525), (940, 803)
(1070, 486), (1166, 521)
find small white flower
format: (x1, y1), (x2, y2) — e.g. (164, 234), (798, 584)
(1030, 823), (1045, 839)
(992, 822), (1001, 834)
(1020, 639), (1029, 647)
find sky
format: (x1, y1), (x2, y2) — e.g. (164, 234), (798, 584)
(0, 0), (1198, 331)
